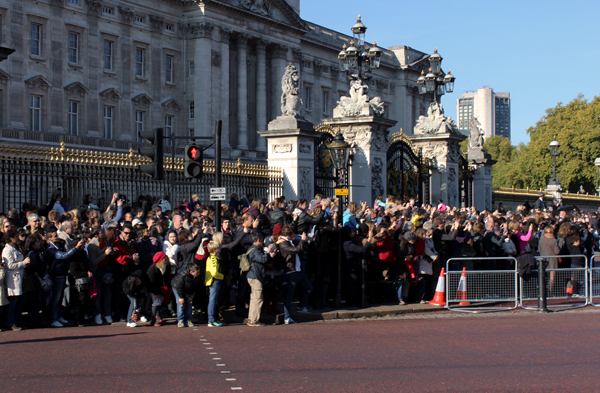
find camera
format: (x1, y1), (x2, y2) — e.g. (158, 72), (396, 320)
(118, 194), (127, 204)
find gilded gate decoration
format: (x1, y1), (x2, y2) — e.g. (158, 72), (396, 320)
(386, 132), (427, 204)
(313, 124), (341, 198)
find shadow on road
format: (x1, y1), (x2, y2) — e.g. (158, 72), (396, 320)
(0, 332), (148, 345)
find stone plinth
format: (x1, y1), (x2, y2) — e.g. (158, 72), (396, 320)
(468, 148), (495, 211)
(258, 116), (318, 200)
(410, 132), (466, 208)
(321, 116), (397, 204)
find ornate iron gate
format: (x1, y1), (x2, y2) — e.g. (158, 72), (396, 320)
(314, 124), (338, 198)
(387, 133), (427, 204)
(459, 153), (473, 208)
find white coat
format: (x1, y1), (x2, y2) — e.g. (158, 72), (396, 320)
(2, 243), (27, 297)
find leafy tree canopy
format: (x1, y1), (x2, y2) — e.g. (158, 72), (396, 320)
(484, 94), (600, 193)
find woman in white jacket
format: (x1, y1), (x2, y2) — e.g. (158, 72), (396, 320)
(2, 228), (30, 331)
(163, 231), (180, 274)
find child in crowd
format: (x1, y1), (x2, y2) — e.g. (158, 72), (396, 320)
(205, 241), (224, 327)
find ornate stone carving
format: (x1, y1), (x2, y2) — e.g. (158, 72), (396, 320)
(271, 44), (288, 59)
(219, 27), (233, 43)
(161, 98), (181, 113)
(371, 157), (384, 202)
(64, 81), (89, 97)
(177, 22), (189, 37)
(414, 101), (457, 135)
(187, 22), (214, 38)
(299, 167), (311, 199)
(299, 144), (311, 153)
(420, 142), (446, 163)
(468, 117), (485, 149)
(292, 48), (303, 62)
(149, 15), (165, 31)
(333, 79), (385, 118)
(372, 127), (388, 151)
(118, 6), (134, 24)
(86, 0), (102, 14)
(273, 144), (292, 153)
(447, 143), (461, 162)
(131, 93), (153, 108)
(25, 75), (52, 91)
(280, 63), (303, 118)
(239, 0), (271, 16)
(211, 49), (221, 67)
(99, 87), (122, 103)
(485, 184), (491, 210)
(236, 33), (250, 47)
(255, 38), (268, 51)
(448, 167), (457, 206)
(342, 126), (372, 150)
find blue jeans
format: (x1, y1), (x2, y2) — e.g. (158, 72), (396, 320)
(93, 281), (112, 318)
(126, 295), (137, 323)
(50, 276), (67, 322)
(173, 289), (193, 323)
(208, 279), (222, 323)
(389, 270), (405, 303)
(283, 271), (313, 320)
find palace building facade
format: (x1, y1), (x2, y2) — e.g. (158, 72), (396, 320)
(0, 0), (436, 161)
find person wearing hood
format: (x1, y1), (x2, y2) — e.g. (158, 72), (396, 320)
(342, 201), (367, 229)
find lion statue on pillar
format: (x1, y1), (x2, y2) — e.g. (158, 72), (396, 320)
(280, 64), (303, 118)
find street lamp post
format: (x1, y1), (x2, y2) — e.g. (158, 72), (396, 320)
(337, 15), (382, 82)
(416, 48), (455, 103)
(594, 157), (600, 196)
(328, 133), (350, 308)
(547, 137), (561, 191)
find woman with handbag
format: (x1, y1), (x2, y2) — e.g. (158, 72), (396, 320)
(2, 227), (31, 331)
(70, 235), (93, 327)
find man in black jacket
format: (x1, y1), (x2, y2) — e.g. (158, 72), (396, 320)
(268, 198), (291, 227)
(295, 198), (324, 234)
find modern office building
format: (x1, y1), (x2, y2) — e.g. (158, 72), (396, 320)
(0, 0), (438, 162)
(457, 87), (510, 140)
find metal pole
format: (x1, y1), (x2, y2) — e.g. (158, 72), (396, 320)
(538, 259), (548, 313)
(361, 256), (367, 308)
(215, 120), (222, 231)
(336, 181), (344, 308)
(552, 156), (557, 182)
(171, 131), (175, 206)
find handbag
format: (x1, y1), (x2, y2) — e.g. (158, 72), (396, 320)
(36, 272), (53, 291)
(544, 238), (563, 263)
(75, 277), (92, 292)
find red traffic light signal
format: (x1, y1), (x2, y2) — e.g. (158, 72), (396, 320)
(184, 144), (203, 179)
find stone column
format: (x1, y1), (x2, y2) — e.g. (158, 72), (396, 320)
(410, 133), (466, 208)
(258, 117), (318, 200)
(321, 117), (397, 204)
(270, 44), (288, 126)
(468, 148), (494, 211)
(192, 22), (214, 137)
(219, 27), (232, 149)
(236, 33), (250, 150)
(255, 39), (268, 152)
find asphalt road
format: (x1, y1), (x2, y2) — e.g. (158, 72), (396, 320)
(1, 309), (599, 392)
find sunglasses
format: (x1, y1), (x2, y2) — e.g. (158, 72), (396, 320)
(123, 231), (132, 235)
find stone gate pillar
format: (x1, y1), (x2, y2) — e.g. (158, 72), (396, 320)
(321, 79), (396, 204)
(467, 119), (495, 211)
(409, 101), (466, 208)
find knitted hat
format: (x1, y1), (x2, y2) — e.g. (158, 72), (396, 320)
(153, 251), (167, 264)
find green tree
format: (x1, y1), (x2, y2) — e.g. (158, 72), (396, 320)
(487, 95), (600, 193)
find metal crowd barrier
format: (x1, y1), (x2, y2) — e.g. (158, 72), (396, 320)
(445, 257), (519, 313)
(520, 255), (588, 311)
(589, 255), (600, 307)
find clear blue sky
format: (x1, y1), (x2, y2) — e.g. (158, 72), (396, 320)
(301, 0), (600, 145)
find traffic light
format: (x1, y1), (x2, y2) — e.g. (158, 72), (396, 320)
(138, 128), (164, 180)
(184, 144), (203, 179)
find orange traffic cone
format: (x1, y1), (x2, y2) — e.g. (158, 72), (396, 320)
(429, 268), (446, 306)
(456, 267), (470, 306)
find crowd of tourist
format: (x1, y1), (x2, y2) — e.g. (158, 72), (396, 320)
(0, 188), (597, 331)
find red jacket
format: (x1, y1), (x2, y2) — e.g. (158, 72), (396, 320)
(113, 238), (137, 266)
(376, 235), (396, 263)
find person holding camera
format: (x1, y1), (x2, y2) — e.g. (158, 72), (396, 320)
(112, 223), (140, 322)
